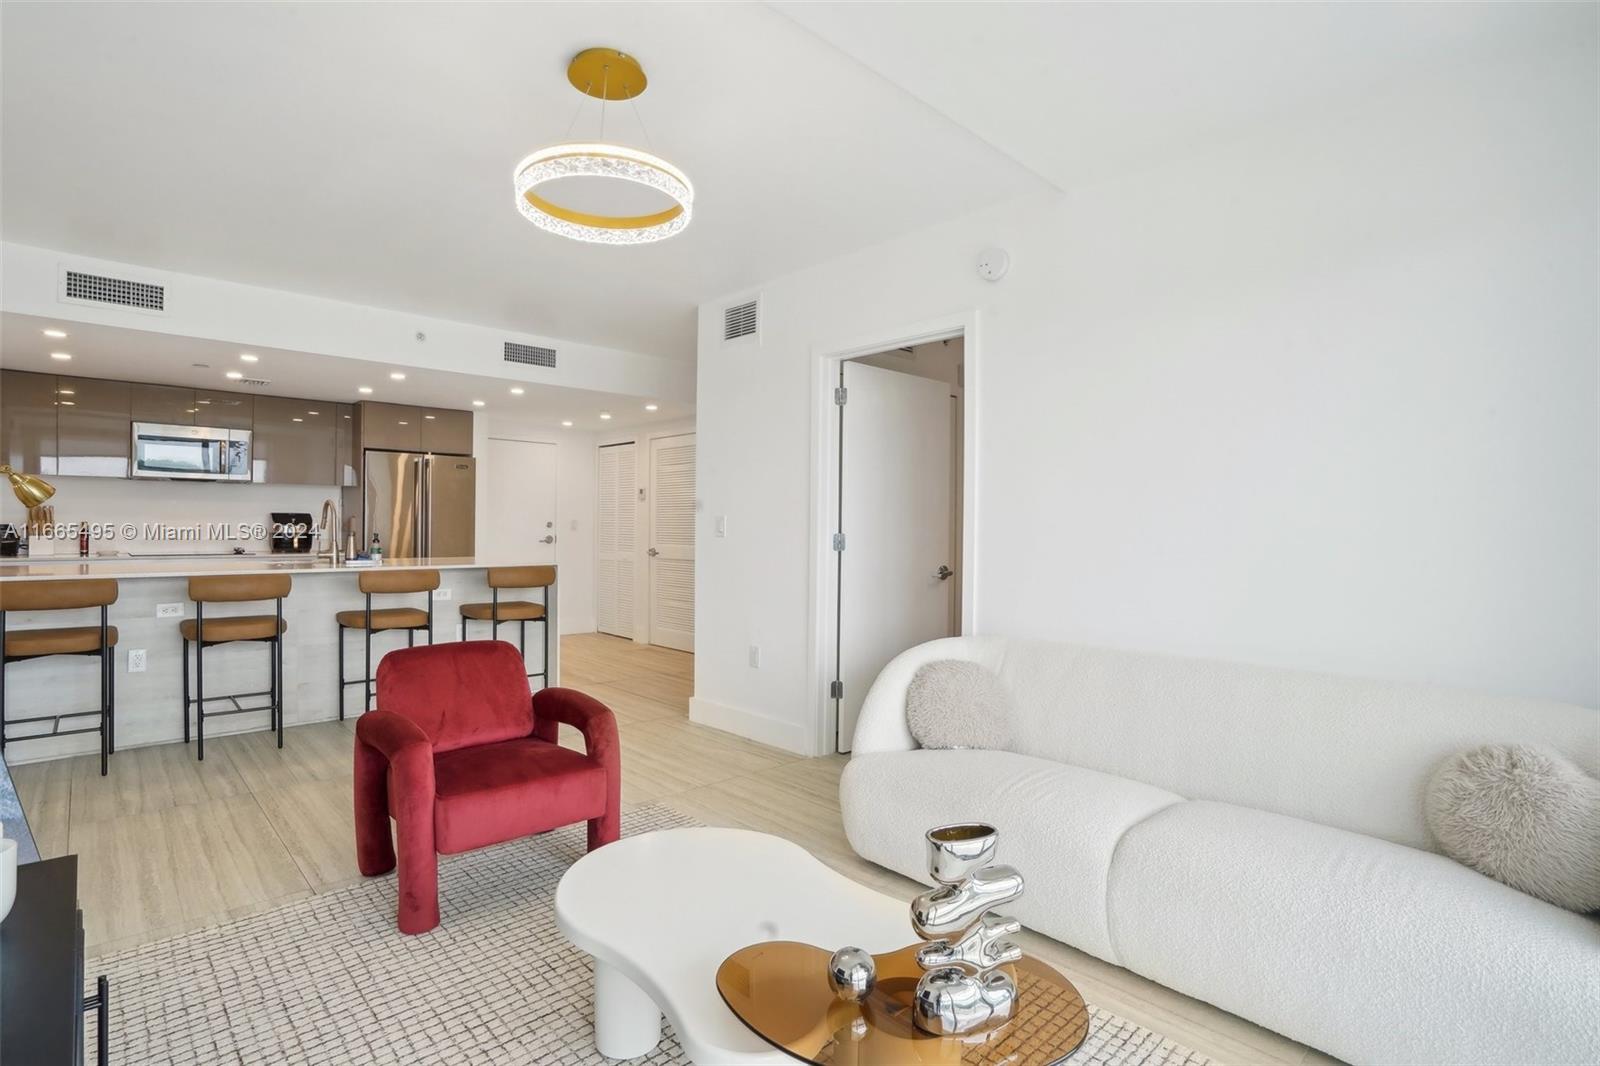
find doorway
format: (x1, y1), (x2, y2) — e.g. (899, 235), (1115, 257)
(482, 438), (558, 565)
(595, 432), (697, 650)
(647, 432), (696, 652)
(831, 336), (966, 752)
(596, 442), (637, 639)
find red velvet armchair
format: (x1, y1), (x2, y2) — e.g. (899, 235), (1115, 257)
(353, 640), (620, 934)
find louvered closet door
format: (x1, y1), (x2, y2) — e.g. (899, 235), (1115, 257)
(648, 433), (696, 652)
(596, 442), (636, 639)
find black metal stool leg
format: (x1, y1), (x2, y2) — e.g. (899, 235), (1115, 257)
(364, 627), (372, 714)
(336, 625), (345, 720)
(196, 605), (206, 761)
(98, 639), (108, 777)
(182, 635), (191, 742)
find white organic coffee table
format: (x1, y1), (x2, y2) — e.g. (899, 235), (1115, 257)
(555, 827), (910, 1063)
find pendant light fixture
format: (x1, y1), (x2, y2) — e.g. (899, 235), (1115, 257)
(513, 48), (692, 245)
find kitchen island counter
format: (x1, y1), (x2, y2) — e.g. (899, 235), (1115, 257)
(0, 558), (558, 764)
(0, 554), (491, 581)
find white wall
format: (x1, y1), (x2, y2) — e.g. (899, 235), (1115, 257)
(693, 35), (1598, 752)
(473, 412), (601, 635)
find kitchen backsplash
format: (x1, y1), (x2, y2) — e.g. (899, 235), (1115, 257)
(0, 476), (339, 554)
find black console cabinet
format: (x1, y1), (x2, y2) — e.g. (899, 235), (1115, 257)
(0, 855), (108, 1066)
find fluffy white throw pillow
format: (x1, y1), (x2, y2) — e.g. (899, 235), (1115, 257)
(905, 659), (1013, 751)
(1424, 744), (1600, 912)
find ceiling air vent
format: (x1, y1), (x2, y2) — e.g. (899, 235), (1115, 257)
(504, 341), (557, 368)
(234, 377), (272, 387)
(62, 269), (165, 312)
(723, 298), (759, 342)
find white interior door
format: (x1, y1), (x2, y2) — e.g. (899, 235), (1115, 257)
(836, 361), (954, 751)
(484, 438), (558, 565)
(597, 442), (636, 639)
(648, 433), (696, 652)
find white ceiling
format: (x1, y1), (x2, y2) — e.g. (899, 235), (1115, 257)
(776, 2), (1586, 190)
(1, 313), (689, 432)
(0, 2), (1044, 361)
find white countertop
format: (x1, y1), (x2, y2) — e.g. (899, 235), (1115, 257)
(0, 554), (511, 581)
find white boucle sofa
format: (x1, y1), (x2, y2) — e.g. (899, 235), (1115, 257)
(840, 637), (1600, 1065)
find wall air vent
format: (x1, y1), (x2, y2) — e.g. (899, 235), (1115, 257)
(62, 269), (165, 312)
(723, 298), (759, 342)
(235, 377), (272, 387)
(504, 341), (557, 368)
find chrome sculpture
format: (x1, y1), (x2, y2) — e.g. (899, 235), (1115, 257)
(910, 823), (1024, 1036)
(827, 945), (877, 1002)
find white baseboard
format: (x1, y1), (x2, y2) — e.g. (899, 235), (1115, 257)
(689, 696), (813, 756)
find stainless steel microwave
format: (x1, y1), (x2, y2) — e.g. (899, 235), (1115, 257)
(130, 422), (253, 481)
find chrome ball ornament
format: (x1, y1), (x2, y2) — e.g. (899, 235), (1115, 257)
(827, 945), (877, 1002)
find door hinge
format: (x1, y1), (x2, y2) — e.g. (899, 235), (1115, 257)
(834, 386), (848, 405)
(830, 680), (844, 700)
(832, 532), (846, 551)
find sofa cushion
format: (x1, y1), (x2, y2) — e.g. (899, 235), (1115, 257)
(432, 738), (607, 854)
(1424, 743), (1600, 912)
(841, 749), (1182, 963)
(906, 659), (1014, 750)
(1106, 800), (1600, 1065)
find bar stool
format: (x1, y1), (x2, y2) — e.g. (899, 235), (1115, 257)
(0, 578), (118, 776)
(337, 569), (438, 718)
(458, 566), (555, 689)
(180, 575), (290, 760)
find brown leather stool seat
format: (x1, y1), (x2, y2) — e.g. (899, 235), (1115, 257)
(337, 568), (439, 719)
(0, 577), (120, 775)
(336, 607), (431, 631)
(4, 624), (120, 659)
(458, 601), (545, 622)
(182, 574), (292, 759)
(179, 616), (286, 644)
(458, 566), (555, 689)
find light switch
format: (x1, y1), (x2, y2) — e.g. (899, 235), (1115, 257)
(714, 515), (728, 538)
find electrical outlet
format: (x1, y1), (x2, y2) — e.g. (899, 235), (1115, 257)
(748, 644), (760, 668)
(155, 603), (184, 618)
(127, 649), (147, 673)
(434, 587), (453, 601)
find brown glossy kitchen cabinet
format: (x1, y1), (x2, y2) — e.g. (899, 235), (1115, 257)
(253, 396), (335, 485)
(0, 370), (59, 476)
(56, 377), (131, 477)
(420, 407), (472, 454)
(335, 403), (357, 487)
(193, 389), (253, 429)
(130, 383), (195, 425)
(358, 402), (424, 452)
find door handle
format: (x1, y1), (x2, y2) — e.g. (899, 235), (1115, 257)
(541, 535), (556, 544)
(936, 565), (954, 581)
(647, 547), (660, 557)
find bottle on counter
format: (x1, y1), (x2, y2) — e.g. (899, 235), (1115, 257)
(370, 533), (382, 561)
(78, 524), (90, 557)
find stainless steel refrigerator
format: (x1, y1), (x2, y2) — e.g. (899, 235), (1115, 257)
(362, 451), (476, 558)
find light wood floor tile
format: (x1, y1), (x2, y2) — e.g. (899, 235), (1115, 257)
(576, 681), (685, 724)
(607, 671), (692, 708)
(9, 755), (73, 858)
(216, 720), (355, 792)
(254, 777), (364, 890)
(69, 738), (249, 823)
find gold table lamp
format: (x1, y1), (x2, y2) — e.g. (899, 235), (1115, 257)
(0, 464), (56, 508)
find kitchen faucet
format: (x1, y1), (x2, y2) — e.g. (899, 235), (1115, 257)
(317, 498), (340, 562)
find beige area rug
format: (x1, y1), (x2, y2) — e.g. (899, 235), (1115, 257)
(87, 806), (1212, 1065)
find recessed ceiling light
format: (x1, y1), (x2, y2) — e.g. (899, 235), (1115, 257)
(358, 386), (373, 394)
(561, 420), (574, 428)
(644, 403), (659, 412)
(239, 353), (259, 363)
(510, 387), (525, 395)
(389, 372), (406, 381)
(225, 371), (244, 380)
(50, 352), (72, 361)
(292, 417), (304, 423)
(471, 400), (485, 407)
(599, 411), (613, 420)
(42, 329), (67, 339)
